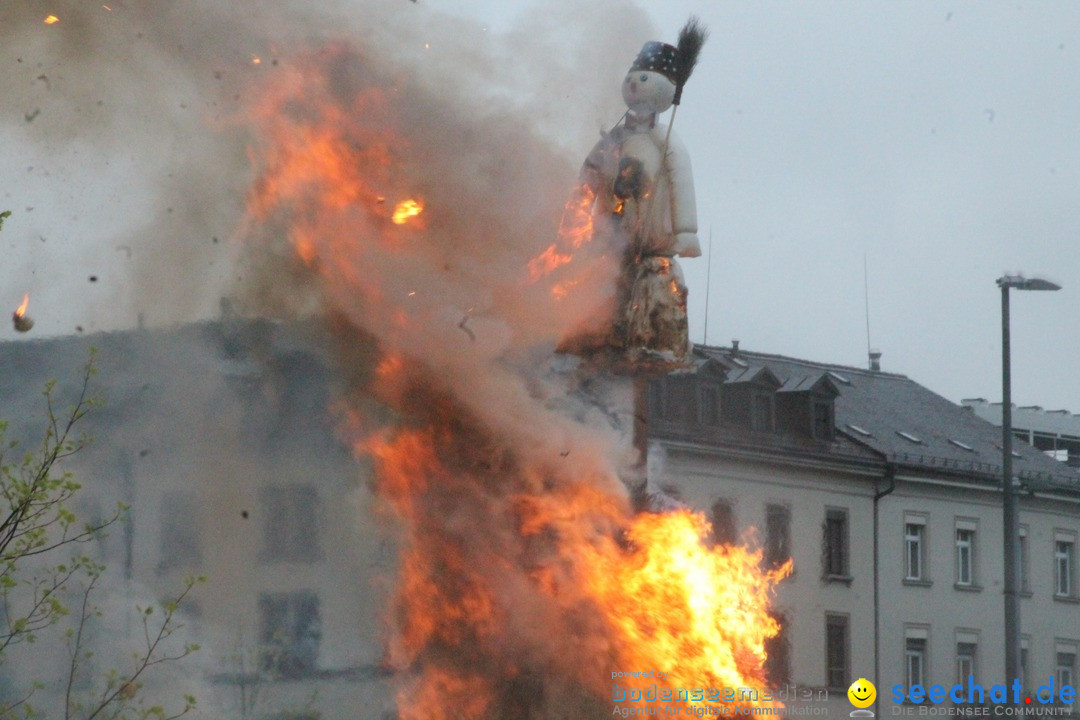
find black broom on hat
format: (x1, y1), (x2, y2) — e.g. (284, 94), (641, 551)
(673, 16), (708, 107)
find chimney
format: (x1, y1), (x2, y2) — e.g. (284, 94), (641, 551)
(869, 348), (882, 372)
(731, 339), (740, 356)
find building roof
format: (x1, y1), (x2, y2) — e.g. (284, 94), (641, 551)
(724, 365), (780, 387)
(962, 398), (1080, 439)
(0, 318), (345, 454)
(777, 372), (838, 396)
(695, 345), (1080, 497)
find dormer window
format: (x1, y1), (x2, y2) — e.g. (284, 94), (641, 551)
(752, 390), (775, 432)
(693, 358), (727, 428)
(812, 400), (834, 440)
(776, 373), (840, 441)
(722, 366), (782, 434)
(700, 382), (721, 426)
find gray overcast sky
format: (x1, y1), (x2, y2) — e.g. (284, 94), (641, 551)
(4, 1), (1079, 414)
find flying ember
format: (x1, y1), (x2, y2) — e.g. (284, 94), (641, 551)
(392, 198), (424, 225)
(12, 294), (33, 333)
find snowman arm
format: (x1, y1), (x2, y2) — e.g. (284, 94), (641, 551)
(557, 136), (614, 245)
(581, 133), (617, 196)
(665, 132), (700, 257)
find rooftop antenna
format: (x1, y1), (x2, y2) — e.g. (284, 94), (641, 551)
(703, 227), (713, 346)
(864, 253), (877, 370)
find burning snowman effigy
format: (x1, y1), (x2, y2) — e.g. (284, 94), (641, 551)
(559, 18), (707, 369)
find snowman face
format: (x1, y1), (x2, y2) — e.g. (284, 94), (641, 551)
(622, 69), (676, 115)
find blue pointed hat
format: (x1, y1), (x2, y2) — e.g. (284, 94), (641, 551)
(629, 42), (679, 84)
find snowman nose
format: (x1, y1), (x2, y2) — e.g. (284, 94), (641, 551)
(629, 81), (638, 93)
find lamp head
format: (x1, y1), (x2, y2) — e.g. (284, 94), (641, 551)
(997, 274), (1062, 292)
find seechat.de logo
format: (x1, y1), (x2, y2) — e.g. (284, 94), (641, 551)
(891, 677), (1077, 706)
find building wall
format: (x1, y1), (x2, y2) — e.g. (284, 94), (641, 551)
(877, 481), (1080, 708)
(657, 440), (1080, 714)
(1, 325), (398, 718)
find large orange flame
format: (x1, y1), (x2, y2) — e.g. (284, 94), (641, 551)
(241, 42), (787, 719)
(14, 294), (29, 318)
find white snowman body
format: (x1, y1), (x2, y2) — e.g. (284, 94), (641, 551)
(561, 62), (700, 364)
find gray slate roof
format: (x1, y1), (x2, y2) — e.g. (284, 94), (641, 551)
(696, 345), (1080, 497)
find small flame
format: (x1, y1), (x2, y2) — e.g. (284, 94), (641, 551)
(527, 243), (574, 282)
(392, 199), (424, 225)
(44, 14), (59, 24)
(558, 182), (597, 249)
(12, 294), (33, 333)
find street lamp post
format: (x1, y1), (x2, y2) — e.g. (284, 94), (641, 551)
(997, 274), (1061, 684)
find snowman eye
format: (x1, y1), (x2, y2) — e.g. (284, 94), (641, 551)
(640, 74), (648, 81)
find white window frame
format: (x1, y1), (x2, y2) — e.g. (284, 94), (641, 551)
(1055, 642), (1077, 698)
(825, 613), (850, 690)
(905, 627), (930, 691)
(1055, 536), (1075, 598)
(906, 641), (927, 688)
(956, 632), (979, 685)
(824, 507), (850, 578)
(765, 503), (791, 571)
(905, 519), (926, 581)
(956, 529), (975, 586)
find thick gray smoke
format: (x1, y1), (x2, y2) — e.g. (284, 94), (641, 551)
(0, 0), (653, 336)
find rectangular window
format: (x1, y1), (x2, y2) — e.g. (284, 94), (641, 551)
(1057, 651), (1076, 692)
(711, 500), (736, 546)
(764, 612), (790, 686)
(812, 401), (833, 440)
(700, 384), (721, 426)
(956, 642), (977, 684)
(906, 638), (927, 689)
(1056, 541), (1075, 597)
(158, 491), (202, 572)
(752, 392), (774, 433)
(823, 508), (849, 577)
(765, 504), (791, 570)
(905, 523), (924, 581)
(260, 485), (321, 563)
(825, 614), (849, 690)
(956, 528), (975, 586)
(258, 591), (321, 678)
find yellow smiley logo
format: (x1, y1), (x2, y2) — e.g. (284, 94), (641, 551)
(848, 678), (876, 708)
